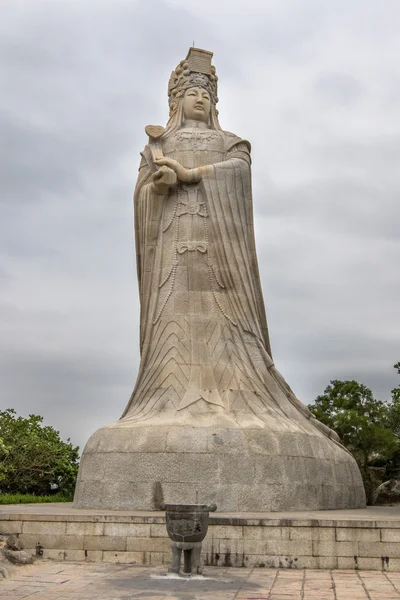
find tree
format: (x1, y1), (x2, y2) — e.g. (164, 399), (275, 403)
(0, 409), (79, 497)
(308, 380), (398, 504)
(391, 362), (400, 404)
(381, 363), (400, 480)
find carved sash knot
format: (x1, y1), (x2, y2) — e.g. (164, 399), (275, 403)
(177, 242), (207, 254)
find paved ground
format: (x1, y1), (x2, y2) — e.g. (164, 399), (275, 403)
(1, 562), (400, 599)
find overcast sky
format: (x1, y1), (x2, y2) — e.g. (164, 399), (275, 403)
(1, 0), (399, 451)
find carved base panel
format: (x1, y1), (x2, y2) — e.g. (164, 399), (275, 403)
(73, 424), (365, 512)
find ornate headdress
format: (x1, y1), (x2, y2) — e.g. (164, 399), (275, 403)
(168, 47), (218, 117)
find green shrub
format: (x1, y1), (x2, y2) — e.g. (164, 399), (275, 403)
(0, 409), (79, 497)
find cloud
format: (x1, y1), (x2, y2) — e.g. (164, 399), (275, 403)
(1, 0), (399, 449)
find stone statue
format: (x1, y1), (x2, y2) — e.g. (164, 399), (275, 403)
(74, 48), (366, 512)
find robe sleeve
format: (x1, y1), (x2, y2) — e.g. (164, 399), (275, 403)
(133, 149), (165, 352)
(220, 132), (272, 357)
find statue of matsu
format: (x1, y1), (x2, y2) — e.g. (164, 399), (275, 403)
(74, 48), (365, 511)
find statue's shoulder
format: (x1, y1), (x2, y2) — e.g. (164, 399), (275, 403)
(221, 130), (251, 154)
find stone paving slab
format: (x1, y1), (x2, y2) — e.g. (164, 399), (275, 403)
(1, 561), (400, 599)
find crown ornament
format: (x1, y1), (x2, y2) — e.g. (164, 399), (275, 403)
(168, 47), (218, 116)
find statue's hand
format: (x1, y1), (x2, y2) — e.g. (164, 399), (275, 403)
(151, 165), (177, 195)
(154, 158), (201, 184)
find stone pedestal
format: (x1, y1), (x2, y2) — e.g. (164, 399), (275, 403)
(73, 421), (365, 511)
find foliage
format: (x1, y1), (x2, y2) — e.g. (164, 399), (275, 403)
(382, 363), (400, 480)
(0, 409), (79, 497)
(390, 362), (400, 415)
(308, 378), (398, 504)
(0, 492), (72, 504)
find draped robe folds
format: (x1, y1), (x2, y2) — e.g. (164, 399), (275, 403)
(121, 127), (338, 442)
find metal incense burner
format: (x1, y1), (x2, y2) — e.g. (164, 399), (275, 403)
(162, 503), (217, 575)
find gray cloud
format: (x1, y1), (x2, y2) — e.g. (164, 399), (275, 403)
(1, 0), (399, 450)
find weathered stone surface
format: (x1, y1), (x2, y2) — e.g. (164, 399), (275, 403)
(312, 540), (358, 557)
(22, 521), (66, 535)
(6, 534), (22, 551)
(44, 549), (103, 562)
(75, 424), (365, 511)
(4, 506), (400, 570)
(83, 535), (126, 552)
(103, 523), (150, 538)
(65, 522), (104, 536)
(373, 479), (400, 504)
(102, 550), (144, 563)
(0, 565), (9, 578)
(359, 541), (400, 558)
(243, 526), (288, 541)
(1, 533), (33, 568)
(126, 536), (170, 553)
(336, 527), (380, 542)
(20, 533), (84, 550)
(0, 521), (22, 534)
(74, 46), (365, 512)
(381, 529), (400, 542)
(3, 548), (33, 565)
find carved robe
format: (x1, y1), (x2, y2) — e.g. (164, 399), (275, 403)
(122, 126), (336, 439)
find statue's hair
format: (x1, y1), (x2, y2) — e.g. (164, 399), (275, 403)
(162, 93), (222, 139)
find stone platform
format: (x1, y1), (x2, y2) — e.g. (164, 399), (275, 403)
(1, 504), (400, 571)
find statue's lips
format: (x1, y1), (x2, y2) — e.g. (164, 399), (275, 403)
(194, 105), (204, 111)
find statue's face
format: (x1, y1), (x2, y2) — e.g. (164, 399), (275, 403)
(183, 86), (211, 122)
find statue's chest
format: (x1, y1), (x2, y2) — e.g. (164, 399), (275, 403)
(162, 129), (225, 168)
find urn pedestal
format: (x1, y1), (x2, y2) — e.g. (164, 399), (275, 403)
(163, 503), (217, 575)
